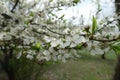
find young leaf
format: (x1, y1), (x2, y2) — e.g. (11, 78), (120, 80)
(73, 0), (79, 4)
(24, 20), (29, 25)
(29, 11), (34, 16)
(32, 42), (42, 51)
(76, 43), (83, 49)
(36, 42), (41, 49)
(92, 16), (97, 35)
(111, 46), (120, 55)
(49, 0), (53, 2)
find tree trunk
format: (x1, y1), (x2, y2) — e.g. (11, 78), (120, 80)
(0, 48), (15, 80)
(2, 62), (15, 80)
(115, 0), (120, 24)
(113, 55), (120, 80)
(101, 53), (106, 60)
(7, 70), (15, 80)
(115, 0), (120, 13)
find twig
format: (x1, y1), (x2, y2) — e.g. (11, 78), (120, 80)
(32, 29), (51, 37)
(43, 25), (67, 35)
(90, 37), (120, 42)
(11, 0), (19, 12)
(1, 13), (13, 19)
(31, 23), (67, 35)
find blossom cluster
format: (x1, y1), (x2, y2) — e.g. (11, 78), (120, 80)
(0, 0), (119, 62)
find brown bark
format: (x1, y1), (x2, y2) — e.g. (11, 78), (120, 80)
(0, 48), (15, 80)
(113, 55), (120, 80)
(115, 0), (120, 12)
(101, 53), (106, 60)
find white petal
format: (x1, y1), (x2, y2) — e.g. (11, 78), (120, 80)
(58, 55), (62, 60)
(49, 47), (55, 53)
(44, 36), (51, 42)
(45, 56), (51, 61)
(64, 54), (70, 58)
(43, 50), (50, 56)
(63, 28), (70, 34)
(26, 54), (33, 60)
(58, 49), (65, 54)
(60, 41), (71, 48)
(50, 39), (60, 47)
(62, 57), (66, 63)
(16, 51), (22, 59)
(66, 36), (72, 41)
(104, 47), (110, 53)
(97, 48), (104, 54)
(90, 50), (96, 56)
(52, 55), (57, 61)
(72, 34), (79, 41)
(70, 43), (77, 48)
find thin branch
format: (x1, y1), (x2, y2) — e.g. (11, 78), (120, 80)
(0, 25), (119, 43)
(43, 25), (67, 35)
(97, 18), (118, 32)
(1, 13), (13, 19)
(32, 29), (51, 37)
(31, 23), (87, 36)
(31, 23), (67, 35)
(90, 37), (120, 42)
(11, 0), (19, 12)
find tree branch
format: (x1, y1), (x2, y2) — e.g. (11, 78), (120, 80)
(11, 0), (19, 12)
(43, 25), (67, 35)
(90, 37), (120, 42)
(31, 23), (68, 35)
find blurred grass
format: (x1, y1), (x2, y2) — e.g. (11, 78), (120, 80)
(0, 52), (117, 80)
(40, 52), (117, 80)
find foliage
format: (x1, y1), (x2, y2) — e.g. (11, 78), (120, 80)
(9, 55), (55, 80)
(91, 16), (97, 35)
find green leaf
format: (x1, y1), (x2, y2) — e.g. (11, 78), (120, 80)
(32, 42), (42, 51)
(92, 16), (97, 35)
(49, 0), (53, 2)
(111, 46), (120, 54)
(45, 19), (52, 24)
(24, 20), (29, 25)
(76, 43), (83, 49)
(29, 12), (34, 16)
(36, 42), (41, 49)
(73, 0), (79, 4)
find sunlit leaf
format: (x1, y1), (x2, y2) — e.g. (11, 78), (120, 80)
(92, 16), (97, 35)
(111, 46), (120, 54)
(29, 11), (34, 16)
(76, 43), (83, 49)
(24, 20), (29, 25)
(73, 0), (80, 4)
(45, 19), (52, 24)
(49, 0), (53, 2)
(32, 42), (42, 51)
(36, 42), (41, 49)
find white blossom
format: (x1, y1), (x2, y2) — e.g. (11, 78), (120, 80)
(0, 0), (119, 63)
(16, 51), (22, 59)
(26, 54), (33, 60)
(63, 28), (70, 34)
(50, 39), (62, 47)
(43, 50), (51, 61)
